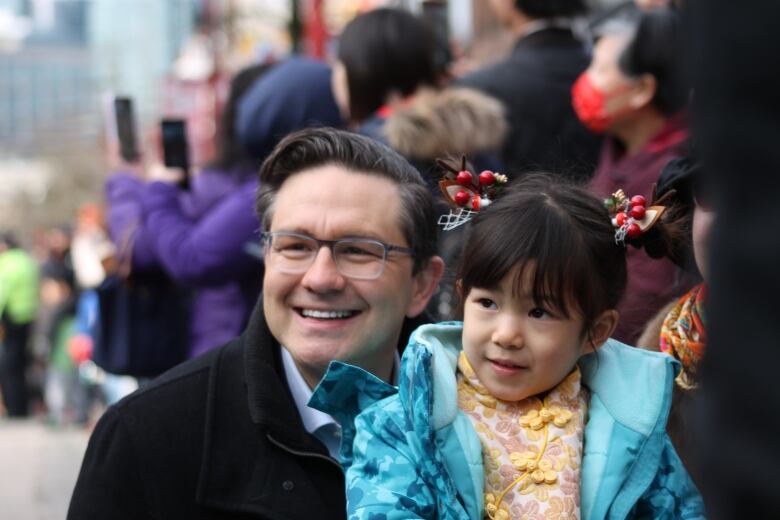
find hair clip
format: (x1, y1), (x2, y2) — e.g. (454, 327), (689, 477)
(436, 156), (507, 230)
(604, 188), (669, 245)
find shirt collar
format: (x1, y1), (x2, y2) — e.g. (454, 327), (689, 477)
(281, 346), (401, 435)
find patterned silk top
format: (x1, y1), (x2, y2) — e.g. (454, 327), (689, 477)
(457, 353), (588, 520)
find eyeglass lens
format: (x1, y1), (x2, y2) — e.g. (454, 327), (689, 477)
(265, 233), (387, 279)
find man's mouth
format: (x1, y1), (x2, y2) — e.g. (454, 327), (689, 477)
(297, 308), (360, 320)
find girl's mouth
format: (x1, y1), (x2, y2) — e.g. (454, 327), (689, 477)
(488, 358), (527, 375)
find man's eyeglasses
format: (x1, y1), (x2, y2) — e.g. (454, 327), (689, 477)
(261, 231), (415, 280)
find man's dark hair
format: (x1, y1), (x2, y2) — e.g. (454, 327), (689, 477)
(618, 7), (687, 116)
(256, 127), (438, 273)
(337, 8), (437, 123)
(515, 0), (587, 19)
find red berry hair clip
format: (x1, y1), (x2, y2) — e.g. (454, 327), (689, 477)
(604, 188), (670, 244)
(436, 156), (507, 230)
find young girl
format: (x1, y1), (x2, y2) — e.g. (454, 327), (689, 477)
(311, 174), (704, 519)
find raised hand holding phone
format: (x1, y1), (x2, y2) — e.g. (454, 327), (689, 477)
(160, 119), (190, 190)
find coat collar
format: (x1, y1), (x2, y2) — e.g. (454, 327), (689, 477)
(196, 298), (431, 515)
(195, 300), (333, 516)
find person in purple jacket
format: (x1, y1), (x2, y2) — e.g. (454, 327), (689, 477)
(106, 57), (344, 358)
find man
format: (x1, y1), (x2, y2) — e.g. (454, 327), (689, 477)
(0, 232), (39, 417)
(67, 128), (444, 519)
(458, 0), (602, 180)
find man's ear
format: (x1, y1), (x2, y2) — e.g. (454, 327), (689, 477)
(406, 256), (445, 318)
(583, 309), (620, 353)
(628, 74), (657, 110)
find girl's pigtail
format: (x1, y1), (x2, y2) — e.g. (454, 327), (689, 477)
(604, 184), (691, 265)
(629, 185), (692, 265)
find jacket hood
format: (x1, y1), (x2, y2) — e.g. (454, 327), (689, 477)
(235, 57), (344, 161)
(382, 87), (508, 160)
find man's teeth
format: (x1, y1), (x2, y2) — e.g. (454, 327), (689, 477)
(301, 309), (354, 319)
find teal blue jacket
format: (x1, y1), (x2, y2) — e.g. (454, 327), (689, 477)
(311, 322), (705, 519)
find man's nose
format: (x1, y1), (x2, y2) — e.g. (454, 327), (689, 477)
(491, 316), (524, 349)
(300, 246), (347, 292)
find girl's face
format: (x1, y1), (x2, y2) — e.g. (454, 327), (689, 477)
(461, 267), (592, 402)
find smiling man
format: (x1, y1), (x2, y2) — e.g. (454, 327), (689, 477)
(68, 128), (444, 520)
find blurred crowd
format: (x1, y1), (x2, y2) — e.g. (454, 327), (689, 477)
(0, 0), (709, 496)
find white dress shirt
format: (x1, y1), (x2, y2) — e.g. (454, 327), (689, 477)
(281, 346), (400, 459)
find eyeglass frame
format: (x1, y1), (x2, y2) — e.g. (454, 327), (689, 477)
(261, 231), (416, 280)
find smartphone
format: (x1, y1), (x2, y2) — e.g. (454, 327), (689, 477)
(114, 97), (140, 162)
(421, 1), (451, 74)
(160, 119), (190, 190)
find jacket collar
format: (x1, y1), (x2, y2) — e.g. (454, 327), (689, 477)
(579, 338), (679, 436)
(196, 300), (331, 516)
(197, 298), (431, 514)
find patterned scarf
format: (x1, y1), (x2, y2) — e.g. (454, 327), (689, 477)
(660, 283), (707, 390)
(457, 352), (588, 520)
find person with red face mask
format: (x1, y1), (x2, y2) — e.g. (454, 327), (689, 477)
(572, 6), (692, 343)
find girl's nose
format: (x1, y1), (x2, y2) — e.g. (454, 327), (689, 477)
(491, 316), (523, 349)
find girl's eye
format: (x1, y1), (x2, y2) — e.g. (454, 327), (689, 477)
(477, 298), (497, 310)
(529, 307), (551, 319)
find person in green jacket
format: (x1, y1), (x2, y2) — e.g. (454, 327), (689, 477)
(0, 232), (39, 417)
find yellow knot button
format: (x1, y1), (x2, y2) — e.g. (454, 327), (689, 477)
(509, 451), (536, 471)
(544, 470), (558, 485)
(518, 409), (539, 427)
(495, 510), (510, 520)
(521, 406), (574, 430)
(531, 469), (546, 484)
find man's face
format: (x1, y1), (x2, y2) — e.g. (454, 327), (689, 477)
(263, 165), (436, 388)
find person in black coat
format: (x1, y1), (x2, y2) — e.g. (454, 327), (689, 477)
(458, 0), (602, 180)
(67, 128), (444, 519)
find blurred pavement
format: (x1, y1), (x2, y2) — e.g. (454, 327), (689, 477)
(0, 419), (89, 520)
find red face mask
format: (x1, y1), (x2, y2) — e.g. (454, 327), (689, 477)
(571, 73), (631, 134)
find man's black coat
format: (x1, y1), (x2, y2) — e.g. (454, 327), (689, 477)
(68, 302), (423, 519)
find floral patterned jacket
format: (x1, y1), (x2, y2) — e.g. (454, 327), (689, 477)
(310, 322), (705, 519)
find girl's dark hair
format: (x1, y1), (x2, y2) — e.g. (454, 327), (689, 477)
(618, 7), (688, 116)
(209, 62), (275, 174)
(457, 174), (627, 339)
(337, 8), (438, 123)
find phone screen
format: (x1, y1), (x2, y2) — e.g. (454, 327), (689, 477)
(161, 119), (190, 189)
(114, 97), (139, 162)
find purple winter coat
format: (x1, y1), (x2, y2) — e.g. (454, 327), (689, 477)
(106, 168), (261, 358)
(105, 57), (343, 358)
